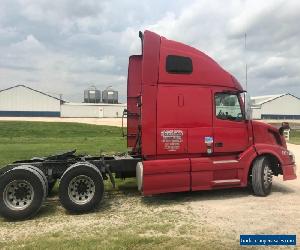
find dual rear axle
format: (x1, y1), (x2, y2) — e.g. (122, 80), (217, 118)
(0, 162), (104, 220)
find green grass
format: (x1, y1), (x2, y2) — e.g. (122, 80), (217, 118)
(289, 130), (300, 145)
(0, 232), (230, 250)
(0, 121), (126, 167)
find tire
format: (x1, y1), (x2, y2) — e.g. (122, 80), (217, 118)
(251, 156), (273, 196)
(59, 162), (104, 213)
(247, 176), (254, 193)
(14, 165), (48, 199)
(0, 167), (45, 220)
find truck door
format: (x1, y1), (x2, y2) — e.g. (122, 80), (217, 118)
(156, 86), (212, 155)
(213, 91), (249, 153)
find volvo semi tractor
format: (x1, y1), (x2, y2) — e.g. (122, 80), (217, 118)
(0, 30), (296, 220)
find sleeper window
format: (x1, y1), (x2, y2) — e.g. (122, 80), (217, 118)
(166, 55), (193, 74)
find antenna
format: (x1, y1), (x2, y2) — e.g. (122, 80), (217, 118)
(244, 33), (248, 91)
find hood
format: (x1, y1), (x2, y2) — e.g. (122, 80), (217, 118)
(252, 120), (287, 148)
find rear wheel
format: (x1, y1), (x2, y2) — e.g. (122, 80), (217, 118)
(0, 167), (45, 220)
(59, 163), (104, 213)
(14, 165), (48, 199)
(251, 156), (273, 196)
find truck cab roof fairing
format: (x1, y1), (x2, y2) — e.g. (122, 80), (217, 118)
(141, 30), (243, 91)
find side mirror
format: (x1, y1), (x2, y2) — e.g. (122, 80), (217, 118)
(243, 92), (252, 120)
(279, 122), (290, 136)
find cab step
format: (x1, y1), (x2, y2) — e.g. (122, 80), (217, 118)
(212, 179), (241, 186)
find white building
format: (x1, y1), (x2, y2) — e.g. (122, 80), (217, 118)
(0, 85), (62, 117)
(0, 85), (127, 118)
(251, 93), (300, 120)
(61, 103), (126, 118)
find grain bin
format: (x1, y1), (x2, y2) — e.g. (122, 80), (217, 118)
(102, 87), (118, 104)
(84, 86), (101, 103)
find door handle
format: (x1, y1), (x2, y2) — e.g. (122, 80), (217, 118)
(215, 142), (223, 147)
(178, 94), (184, 107)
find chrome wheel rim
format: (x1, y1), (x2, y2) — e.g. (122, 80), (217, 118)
(263, 165), (273, 188)
(3, 180), (34, 211)
(68, 175), (95, 205)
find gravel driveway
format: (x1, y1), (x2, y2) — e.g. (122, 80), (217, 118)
(186, 143), (299, 237)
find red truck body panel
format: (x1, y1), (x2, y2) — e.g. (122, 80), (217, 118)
(143, 158), (190, 195)
(127, 30), (297, 195)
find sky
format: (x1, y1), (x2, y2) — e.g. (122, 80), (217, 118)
(0, 0), (299, 103)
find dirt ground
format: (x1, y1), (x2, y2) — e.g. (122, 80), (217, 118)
(0, 144), (299, 249)
(190, 143), (300, 235)
(0, 117), (126, 127)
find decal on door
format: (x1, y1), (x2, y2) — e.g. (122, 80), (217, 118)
(204, 136), (213, 154)
(160, 129), (184, 152)
(204, 136), (213, 144)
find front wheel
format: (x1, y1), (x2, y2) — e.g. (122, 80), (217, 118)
(251, 156), (273, 196)
(59, 163), (104, 213)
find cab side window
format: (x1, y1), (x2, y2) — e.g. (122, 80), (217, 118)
(215, 93), (243, 121)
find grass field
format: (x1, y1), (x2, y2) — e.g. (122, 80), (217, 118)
(289, 130), (300, 144)
(0, 121), (126, 167)
(0, 121), (299, 249)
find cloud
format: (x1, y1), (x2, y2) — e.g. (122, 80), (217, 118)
(0, 0), (299, 102)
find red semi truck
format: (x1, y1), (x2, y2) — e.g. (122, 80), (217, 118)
(0, 30), (297, 220)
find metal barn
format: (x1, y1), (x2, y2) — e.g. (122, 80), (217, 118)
(0, 85), (63, 117)
(251, 93), (300, 120)
(61, 103), (126, 118)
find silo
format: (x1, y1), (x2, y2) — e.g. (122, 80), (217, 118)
(84, 86), (101, 103)
(102, 87), (118, 104)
